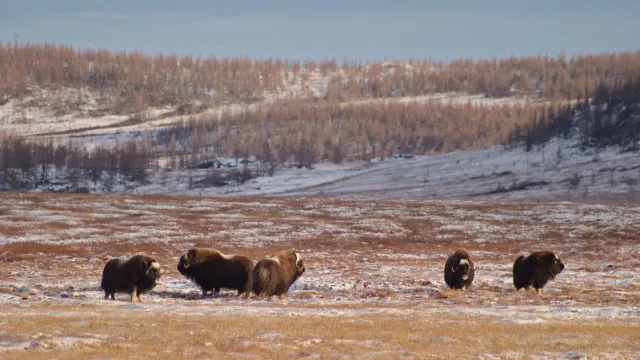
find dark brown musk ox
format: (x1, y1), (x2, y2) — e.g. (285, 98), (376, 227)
(252, 249), (305, 299)
(101, 254), (164, 302)
(177, 248), (254, 298)
(513, 251), (565, 294)
(444, 248), (475, 290)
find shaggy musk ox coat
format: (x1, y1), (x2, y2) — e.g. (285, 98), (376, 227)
(101, 254), (163, 302)
(513, 251), (564, 294)
(177, 248), (254, 298)
(252, 249), (305, 298)
(444, 248), (475, 290)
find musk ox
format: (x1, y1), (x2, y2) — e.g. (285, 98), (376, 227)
(252, 249), (305, 299)
(444, 248), (475, 290)
(101, 254), (163, 302)
(177, 248), (254, 298)
(513, 251), (564, 294)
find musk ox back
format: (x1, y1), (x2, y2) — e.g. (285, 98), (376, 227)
(252, 249), (305, 298)
(101, 254), (163, 302)
(444, 248), (475, 290)
(177, 248), (254, 298)
(513, 251), (564, 294)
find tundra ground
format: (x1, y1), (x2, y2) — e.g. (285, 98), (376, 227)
(0, 193), (639, 359)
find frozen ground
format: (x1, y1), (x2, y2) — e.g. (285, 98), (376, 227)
(0, 193), (638, 358)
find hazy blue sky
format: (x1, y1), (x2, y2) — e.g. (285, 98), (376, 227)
(1, 0), (639, 60)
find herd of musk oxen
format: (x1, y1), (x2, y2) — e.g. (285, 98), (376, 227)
(101, 247), (565, 302)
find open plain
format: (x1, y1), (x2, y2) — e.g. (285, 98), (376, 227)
(0, 192), (639, 359)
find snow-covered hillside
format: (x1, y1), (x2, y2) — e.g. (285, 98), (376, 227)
(15, 134), (638, 203)
(135, 137), (640, 202)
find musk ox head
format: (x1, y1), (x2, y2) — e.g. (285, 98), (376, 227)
(146, 260), (163, 277)
(444, 248), (475, 290)
(451, 257), (474, 280)
(141, 256), (164, 281)
(535, 251), (564, 279)
(177, 250), (196, 273)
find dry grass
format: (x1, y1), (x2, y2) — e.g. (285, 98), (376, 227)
(0, 305), (638, 359)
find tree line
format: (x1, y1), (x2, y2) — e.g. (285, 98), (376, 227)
(0, 136), (153, 192)
(2, 43), (640, 114)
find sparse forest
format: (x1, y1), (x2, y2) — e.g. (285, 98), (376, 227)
(1, 43), (639, 192)
(2, 43), (640, 112)
(0, 136), (153, 192)
(163, 100), (536, 165)
(510, 76), (640, 151)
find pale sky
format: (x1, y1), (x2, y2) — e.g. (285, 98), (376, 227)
(1, 0), (639, 60)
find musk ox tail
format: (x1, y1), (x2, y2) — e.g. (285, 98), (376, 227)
(252, 260), (278, 297)
(512, 255), (528, 290)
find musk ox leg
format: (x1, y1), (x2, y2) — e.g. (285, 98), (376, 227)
(137, 293), (144, 302)
(130, 286), (137, 302)
(104, 291), (110, 300)
(535, 288), (543, 295)
(278, 293), (286, 300)
(213, 287), (220, 298)
(110, 293), (115, 300)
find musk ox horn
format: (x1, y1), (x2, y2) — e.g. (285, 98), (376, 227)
(451, 266), (457, 273)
